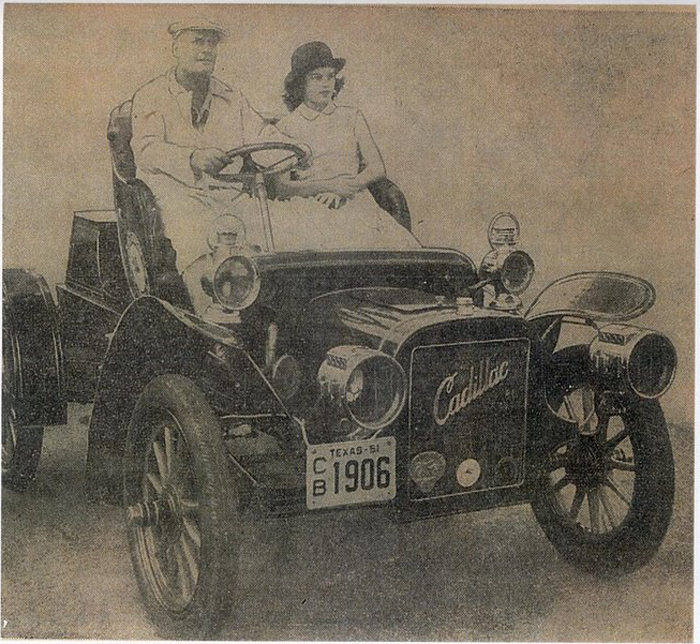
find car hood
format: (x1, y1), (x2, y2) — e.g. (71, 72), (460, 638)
(300, 286), (499, 363)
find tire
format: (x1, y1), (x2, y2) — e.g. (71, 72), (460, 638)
(531, 353), (675, 576)
(123, 374), (237, 639)
(2, 397), (43, 492)
(2, 329), (43, 491)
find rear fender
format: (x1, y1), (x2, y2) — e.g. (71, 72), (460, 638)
(2, 269), (66, 426)
(84, 296), (285, 503)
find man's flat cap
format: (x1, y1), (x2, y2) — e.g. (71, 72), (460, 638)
(167, 18), (229, 39)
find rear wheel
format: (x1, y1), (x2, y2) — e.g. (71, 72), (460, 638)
(123, 374), (237, 639)
(532, 369), (674, 576)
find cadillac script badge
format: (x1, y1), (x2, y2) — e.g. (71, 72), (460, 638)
(432, 356), (510, 426)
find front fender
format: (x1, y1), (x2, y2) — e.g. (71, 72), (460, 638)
(526, 272), (655, 323)
(84, 296), (283, 503)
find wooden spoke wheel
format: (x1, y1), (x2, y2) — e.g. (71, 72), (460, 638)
(532, 369), (674, 576)
(124, 374), (237, 638)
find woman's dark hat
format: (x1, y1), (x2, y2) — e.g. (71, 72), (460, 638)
(285, 41), (345, 86)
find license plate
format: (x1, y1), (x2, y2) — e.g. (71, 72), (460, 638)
(306, 437), (396, 509)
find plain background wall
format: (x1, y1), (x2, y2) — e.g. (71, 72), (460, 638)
(3, 4), (694, 424)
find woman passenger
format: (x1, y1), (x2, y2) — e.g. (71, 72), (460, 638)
(272, 42), (419, 249)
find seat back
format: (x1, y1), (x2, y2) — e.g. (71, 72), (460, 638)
(107, 100), (191, 309)
(107, 100), (137, 182)
(367, 178), (411, 232)
(357, 155), (411, 231)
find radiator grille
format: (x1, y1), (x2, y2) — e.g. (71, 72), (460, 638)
(407, 338), (530, 501)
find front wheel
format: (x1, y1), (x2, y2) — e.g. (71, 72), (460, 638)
(532, 381), (674, 576)
(123, 374), (237, 639)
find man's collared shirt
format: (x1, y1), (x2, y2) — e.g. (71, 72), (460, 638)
(167, 68), (213, 130)
(276, 101), (381, 182)
(131, 68), (271, 187)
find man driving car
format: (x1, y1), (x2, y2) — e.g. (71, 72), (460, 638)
(131, 17), (287, 273)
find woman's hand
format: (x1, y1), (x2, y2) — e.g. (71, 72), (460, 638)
(315, 192), (346, 209)
(272, 171), (364, 201)
(324, 174), (365, 199)
(197, 175), (244, 193)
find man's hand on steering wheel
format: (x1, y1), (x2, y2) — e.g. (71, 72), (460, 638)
(190, 148), (231, 178)
(213, 142), (311, 184)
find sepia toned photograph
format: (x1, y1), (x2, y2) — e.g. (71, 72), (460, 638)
(1, 3), (694, 640)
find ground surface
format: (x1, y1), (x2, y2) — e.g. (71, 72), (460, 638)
(1, 404), (693, 641)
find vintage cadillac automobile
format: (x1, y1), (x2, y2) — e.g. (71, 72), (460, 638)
(2, 111), (677, 637)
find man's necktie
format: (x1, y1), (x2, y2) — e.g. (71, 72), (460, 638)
(191, 107), (209, 131)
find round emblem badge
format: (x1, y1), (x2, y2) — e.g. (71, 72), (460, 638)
(456, 458), (481, 488)
(409, 451), (447, 493)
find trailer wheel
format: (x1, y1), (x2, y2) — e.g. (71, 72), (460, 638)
(2, 329), (43, 491)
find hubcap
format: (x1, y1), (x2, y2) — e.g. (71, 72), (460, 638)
(565, 437), (607, 489)
(544, 388), (637, 535)
(127, 417), (202, 610)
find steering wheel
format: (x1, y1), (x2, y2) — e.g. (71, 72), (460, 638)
(213, 141), (309, 184)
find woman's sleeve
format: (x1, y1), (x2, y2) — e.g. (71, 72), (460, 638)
(354, 110), (386, 178)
